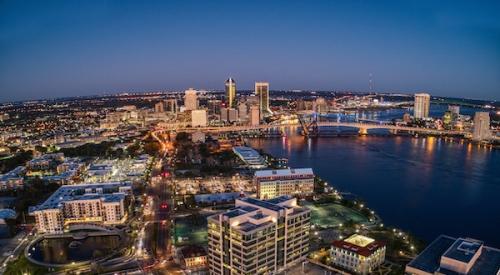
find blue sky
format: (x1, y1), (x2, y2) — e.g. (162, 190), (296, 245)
(1, 0), (499, 102)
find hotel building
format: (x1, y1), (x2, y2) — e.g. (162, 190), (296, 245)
(406, 235), (500, 275)
(30, 182), (132, 234)
(207, 196), (311, 275)
(330, 234), (386, 274)
(254, 168), (314, 199)
(414, 93), (430, 119)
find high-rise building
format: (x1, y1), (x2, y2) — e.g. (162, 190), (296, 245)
(238, 102), (248, 121)
(225, 78), (237, 108)
(331, 234), (386, 275)
(184, 88), (198, 111)
(250, 105), (260, 126)
(472, 112), (491, 141)
(255, 82), (270, 115)
(164, 99), (177, 114)
(207, 99), (222, 115)
(228, 108), (238, 123)
(154, 101), (165, 113)
(254, 168), (315, 199)
(448, 105), (460, 116)
(191, 109), (208, 127)
(220, 107), (228, 122)
(207, 196), (310, 275)
(414, 93), (430, 119)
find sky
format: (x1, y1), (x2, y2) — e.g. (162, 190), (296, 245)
(0, 0), (499, 102)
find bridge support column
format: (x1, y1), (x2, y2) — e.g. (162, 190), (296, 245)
(358, 127), (368, 135)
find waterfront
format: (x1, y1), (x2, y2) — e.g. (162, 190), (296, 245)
(248, 132), (500, 247)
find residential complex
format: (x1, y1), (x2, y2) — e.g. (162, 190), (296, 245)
(405, 235), (500, 275)
(330, 234), (386, 274)
(29, 182), (133, 234)
(207, 196), (310, 275)
(254, 168), (314, 199)
(414, 93), (430, 119)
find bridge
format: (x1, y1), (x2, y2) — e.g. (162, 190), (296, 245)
(155, 121), (472, 137)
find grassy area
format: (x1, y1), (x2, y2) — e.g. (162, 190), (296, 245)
(173, 214), (208, 246)
(4, 255), (50, 275)
(305, 202), (369, 228)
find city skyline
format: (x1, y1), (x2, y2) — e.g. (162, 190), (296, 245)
(1, 0), (500, 102)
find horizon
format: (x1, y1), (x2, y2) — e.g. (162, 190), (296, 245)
(1, 0), (500, 102)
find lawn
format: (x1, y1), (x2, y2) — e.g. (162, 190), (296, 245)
(305, 202), (369, 227)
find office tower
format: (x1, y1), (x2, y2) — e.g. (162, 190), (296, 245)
(220, 107), (228, 122)
(414, 93), (430, 119)
(331, 234), (386, 275)
(207, 196), (310, 275)
(472, 112), (491, 141)
(228, 108), (238, 123)
(154, 101), (165, 113)
(255, 82), (270, 115)
(207, 99), (222, 115)
(250, 105), (260, 126)
(191, 109), (208, 127)
(406, 235), (500, 275)
(225, 78), (237, 108)
(238, 102), (248, 121)
(164, 99), (177, 114)
(448, 105), (460, 116)
(254, 168), (315, 199)
(184, 88), (198, 111)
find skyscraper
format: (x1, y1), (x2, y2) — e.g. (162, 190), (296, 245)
(154, 101), (164, 113)
(472, 112), (491, 141)
(184, 88), (198, 111)
(255, 82), (270, 115)
(250, 105), (260, 126)
(414, 93), (430, 119)
(207, 196), (310, 275)
(225, 78), (237, 108)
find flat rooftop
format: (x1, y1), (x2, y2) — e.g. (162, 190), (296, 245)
(332, 234), (385, 257)
(255, 168), (314, 178)
(406, 235), (456, 273)
(443, 238), (483, 263)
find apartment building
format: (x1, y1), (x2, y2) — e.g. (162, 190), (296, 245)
(330, 234), (386, 274)
(207, 196), (310, 275)
(254, 168), (314, 199)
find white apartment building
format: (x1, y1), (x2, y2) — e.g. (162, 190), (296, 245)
(184, 88), (199, 111)
(30, 182), (132, 234)
(254, 168), (314, 199)
(414, 93), (430, 119)
(330, 234), (386, 275)
(207, 196), (310, 275)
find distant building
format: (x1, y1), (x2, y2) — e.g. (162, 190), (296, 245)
(403, 113), (412, 123)
(225, 78), (237, 108)
(406, 235), (500, 275)
(191, 109), (208, 127)
(238, 102), (248, 121)
(414, 93), (430, 119)
(0, 166), (25, 190)
(255, 82), (270, 115)
(30, 182), (132, 234)
(191, 131), (206, 143)
(254, 168), (314, 199)
(472, 112), (490, 141)
(207, 99), (222, 115)
(250, 105), (260, 126)
(164, 98), (177, 114)
(443, 111), (453, 126)
(448, 105), (460, 116)
(220, 107), (228, 122)
(154, 101), (165, 113)
(207, 196), (310, 275)
(184, 88), (198, 111)
(228, 108), (238, 123)
(331, 234), (386, 275)
(314, 97), (328, 114)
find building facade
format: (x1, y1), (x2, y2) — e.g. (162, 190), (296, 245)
(472, 112), (490, 141)
(250, 105), (260, 126)
(255, 82), (270, 115)
(30, 182), (132, 233)
(207, 196), (310, 275)
(414, 93), (430, 119)
(184, 88), (199, 111)
(192, 109), (208, 127)
(225, 78), (237, 108)
(330, 234), (386, 275)
(254, 168), (314, 199)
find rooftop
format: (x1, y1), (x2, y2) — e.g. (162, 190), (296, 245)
(255, 168), (314, 178)
(443, 238), (483, 263)
(332, 234), (385, 257)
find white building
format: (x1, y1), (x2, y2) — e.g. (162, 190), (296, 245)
(191, 109), (208, 127)
(331, 234), (386, 275)
(472, 112), (490, 141)
(414, 93), (430, 119)
(254, 168), (314, 199)
(250, 105), (260, 126)
(208, 196), (310, 275)
(30, 182), (132, 234)
(184, 88), (198, 111)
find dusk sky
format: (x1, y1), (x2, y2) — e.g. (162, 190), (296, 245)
(1, 0), (499, 102)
